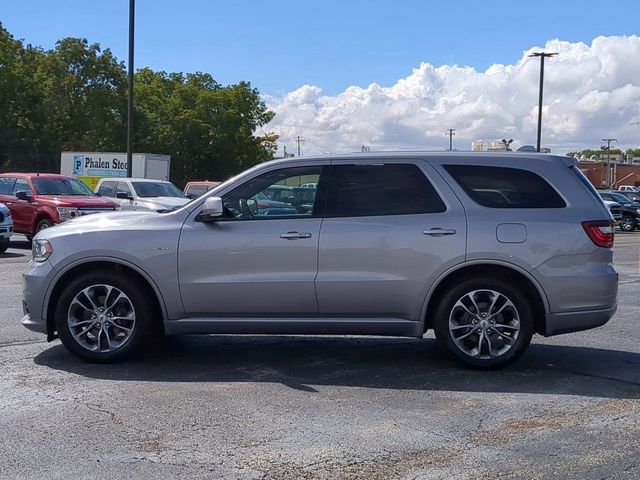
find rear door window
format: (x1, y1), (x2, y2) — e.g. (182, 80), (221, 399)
(0, 177), (15, 195)
(444, 165), (566, 208)
(325, 164), (446, 217)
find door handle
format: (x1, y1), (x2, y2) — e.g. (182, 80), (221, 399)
(423, 228), (456, 236)
(280, 231), (312, 239)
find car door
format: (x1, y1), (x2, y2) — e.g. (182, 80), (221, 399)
(178, 163), (328, 316)
(315, 160), (467, 322)
(11, 178), (37, 233)
(115, 182), (135, 210)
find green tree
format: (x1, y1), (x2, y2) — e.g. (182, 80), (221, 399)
(134, 69), (277, 186)
(0, 24), (47, 171)
(0, 24), (277, 181)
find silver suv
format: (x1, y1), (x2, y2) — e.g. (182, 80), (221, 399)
(21, 153), (618, 368)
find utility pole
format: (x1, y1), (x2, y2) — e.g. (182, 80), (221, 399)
(126, 0), (135, 177)
(295, 136), (305, 156)
(602, 138), (617, 188)
(529, 52), (558, 152)
(446, 129), (456, 151)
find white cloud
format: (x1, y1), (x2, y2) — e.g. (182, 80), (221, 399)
(264, 35), (640, 155)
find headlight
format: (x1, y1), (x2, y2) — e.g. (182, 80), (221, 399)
(57, 207), (80, 221)
(32, 239), (53, 262)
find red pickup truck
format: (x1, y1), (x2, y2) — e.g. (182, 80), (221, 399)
(0, 173), (117, 240)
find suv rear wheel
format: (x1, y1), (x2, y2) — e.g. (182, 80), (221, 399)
(55, 270), (154, 363)
(433, 277), (534, 369)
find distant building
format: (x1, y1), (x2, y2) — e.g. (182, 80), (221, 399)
(471, 140), (486, 152)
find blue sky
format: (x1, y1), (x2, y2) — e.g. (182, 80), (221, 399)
(2, 0), (639, 96)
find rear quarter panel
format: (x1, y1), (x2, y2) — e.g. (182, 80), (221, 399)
(429, 154), (617, 313)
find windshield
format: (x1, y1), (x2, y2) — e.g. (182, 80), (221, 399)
(32, 177), (95, 196)
(609, 192), (632, 203)
(132, 181), (185, 198)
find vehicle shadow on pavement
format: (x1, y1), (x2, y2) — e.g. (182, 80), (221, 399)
(9, 239), (31, 250)
(0, 252), (26, 258)
(34, 336), (640, 399)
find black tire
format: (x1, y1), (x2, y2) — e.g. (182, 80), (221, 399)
(25, 234), (33, 244)
(55, 270), (155, 363)
(0, 238), (8, 253)
(619, 216), (635, 232)
(433, 277), (534, 369)
(36, 218), (53, 233)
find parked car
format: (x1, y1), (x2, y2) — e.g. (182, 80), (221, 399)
(601, 199), (622, 224)
(599, 191), (640, 231)
(0, 202), (13, 253)
(616, 190), (640, 203)
(0, 173), (117, 240)
(618, 185), (640, 192)
(95, 178), (190, 211)
(22, 152), (617, 369)
(184, 180), (221, 199)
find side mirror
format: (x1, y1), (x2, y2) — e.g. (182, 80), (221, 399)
(199, 196), (224, 221)
(185, 192), (196, 200)
(116, 192), (133, 200)
(16, 191), (32, 202)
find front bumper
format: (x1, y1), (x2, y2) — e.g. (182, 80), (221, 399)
(21, 313), (47, 334)
(21, 260), (56, 337)
(544, 304), (617, 336)
(0, 221), (12, 239)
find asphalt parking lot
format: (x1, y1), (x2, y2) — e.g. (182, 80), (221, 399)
(1, 234), (639, 480)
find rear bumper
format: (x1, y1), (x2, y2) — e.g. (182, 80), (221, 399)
(544, 304), (617, 336)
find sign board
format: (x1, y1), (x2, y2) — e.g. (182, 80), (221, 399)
(61, 152), (171, 189)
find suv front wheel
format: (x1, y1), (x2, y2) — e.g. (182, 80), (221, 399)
(619, 215), (636, 232)
(55, 270), (153, 363)
(433, 278), (534, 369)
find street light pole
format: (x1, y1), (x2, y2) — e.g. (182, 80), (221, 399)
(602, 138), (617, 188)
(126, 0), (135, 178)
(529, 52), (557, 152)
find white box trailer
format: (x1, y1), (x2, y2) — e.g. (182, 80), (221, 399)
(60, 152), (171, 190)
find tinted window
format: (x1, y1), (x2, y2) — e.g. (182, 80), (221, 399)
(325, 164), (446, 217)
(444, 165), (566, 208)
(12, 179), (31, 196)
(97, 181), (116, 197)
(32, 178), (93, 196)
(186, 184), (209, 197)
(222, 166), (323, 219)
(0, 177), (15, 195)
(116, 182), (132, 196)
(132, 181), (184, 198)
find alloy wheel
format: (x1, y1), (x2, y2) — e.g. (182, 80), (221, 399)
(448, 289), (520, 360)
(67, 284), (136, 353)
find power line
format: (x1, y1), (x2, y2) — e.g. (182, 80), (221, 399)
(445, 129), (456, 151)
(295, 136), (305, 156)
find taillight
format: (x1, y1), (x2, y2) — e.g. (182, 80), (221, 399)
(582, 221), (614, 248)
